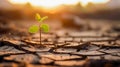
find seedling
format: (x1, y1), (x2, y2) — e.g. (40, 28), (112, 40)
(29, 13), (49, 45)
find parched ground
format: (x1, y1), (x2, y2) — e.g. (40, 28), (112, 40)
(0, 18), (120, 67)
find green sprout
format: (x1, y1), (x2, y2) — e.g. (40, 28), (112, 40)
(29, 13), (49, 45)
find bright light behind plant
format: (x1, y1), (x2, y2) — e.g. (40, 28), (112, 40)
(79, 0), (110, 6)
(9, 0), (110, 8)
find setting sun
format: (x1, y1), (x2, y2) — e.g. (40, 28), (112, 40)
(8, 0), (80, 8)
(8, 0), (110, 8)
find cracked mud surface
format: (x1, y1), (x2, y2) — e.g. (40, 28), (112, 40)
(0, 19), (120, 67)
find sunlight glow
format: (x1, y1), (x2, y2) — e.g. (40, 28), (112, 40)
(79, 0), (110, 6)
(9, 0), (110, 8)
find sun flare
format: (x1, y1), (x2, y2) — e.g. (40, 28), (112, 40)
(8, 0), (110, 8)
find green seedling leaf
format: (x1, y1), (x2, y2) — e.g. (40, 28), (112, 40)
(29, 25), (39, 33)
(41, 24), (49, 33)
(28, 13), (49, 45)
(40, 16), (48, 22)
(35, 13), (41, 22)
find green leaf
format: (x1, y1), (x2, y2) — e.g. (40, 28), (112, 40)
(29, 25), (39, 33)
(40, 16), (48, 22)
(41, 24), (49, 33)
(35, 13), (41, 22)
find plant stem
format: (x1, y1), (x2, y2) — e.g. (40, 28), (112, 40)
(39, 27), (41, 45)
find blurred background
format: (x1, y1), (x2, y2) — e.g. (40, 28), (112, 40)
(0, 0), (120, 34)
(0, 0), (120, 20)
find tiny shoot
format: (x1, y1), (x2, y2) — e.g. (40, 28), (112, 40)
(29, 13), (49, 45)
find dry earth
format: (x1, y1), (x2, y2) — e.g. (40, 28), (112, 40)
(0, 18), (120, 67)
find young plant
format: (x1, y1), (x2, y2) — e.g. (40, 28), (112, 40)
(29, 13), (49, 45)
